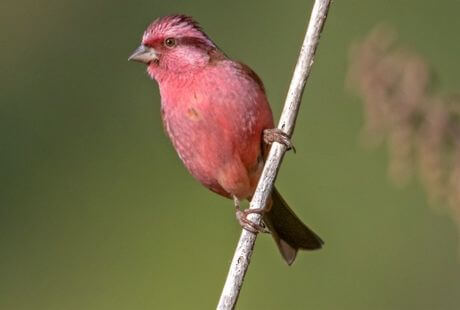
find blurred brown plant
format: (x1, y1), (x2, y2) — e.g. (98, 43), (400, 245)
(347, 26), (460, 229)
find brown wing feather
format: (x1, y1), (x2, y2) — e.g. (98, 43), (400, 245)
(235, 62), (265, 92)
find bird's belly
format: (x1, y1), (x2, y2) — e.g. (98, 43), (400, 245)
(163, 107), (233, 197)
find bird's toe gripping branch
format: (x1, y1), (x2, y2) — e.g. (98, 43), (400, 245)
(263, 128), (296, 153)
(233, 196), (270, 234)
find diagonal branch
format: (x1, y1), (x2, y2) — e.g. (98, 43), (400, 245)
(216, 1), (332, 309)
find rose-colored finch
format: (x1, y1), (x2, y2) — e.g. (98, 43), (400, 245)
(129, 15), (323, 264)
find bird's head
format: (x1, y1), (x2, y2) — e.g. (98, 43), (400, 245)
(129, 15), (219, 80)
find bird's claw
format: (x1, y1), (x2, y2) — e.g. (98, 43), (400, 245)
(235, 208), (270, 234)
(263, 128), (296, 153)
(233, 195), (269, 234)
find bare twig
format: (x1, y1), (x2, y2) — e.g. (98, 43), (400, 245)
(216, 1), (332, 309)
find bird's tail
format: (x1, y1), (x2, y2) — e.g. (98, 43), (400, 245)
(263, 187), (323, 265)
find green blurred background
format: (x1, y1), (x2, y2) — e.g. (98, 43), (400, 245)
(1, 0), (460, 309)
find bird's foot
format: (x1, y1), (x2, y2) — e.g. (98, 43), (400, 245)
(235, 208), (270, 234)
(233, 196), (269, 234)
(263, 128), (296, 153)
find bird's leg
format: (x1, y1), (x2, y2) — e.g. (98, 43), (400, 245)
(263, 128), (296, 153)
(233, 196), (269, 234)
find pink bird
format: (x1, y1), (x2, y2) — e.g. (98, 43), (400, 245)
(129, 15), (323, 264)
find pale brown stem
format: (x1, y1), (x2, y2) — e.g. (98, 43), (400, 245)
(216, 1), (332, 309)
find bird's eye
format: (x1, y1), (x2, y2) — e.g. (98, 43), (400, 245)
(164, 38), (176, 48)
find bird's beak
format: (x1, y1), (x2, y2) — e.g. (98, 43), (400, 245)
(128, 45), (158, 64)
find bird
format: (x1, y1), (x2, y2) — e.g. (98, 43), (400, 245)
(129, 15), (323, 264)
